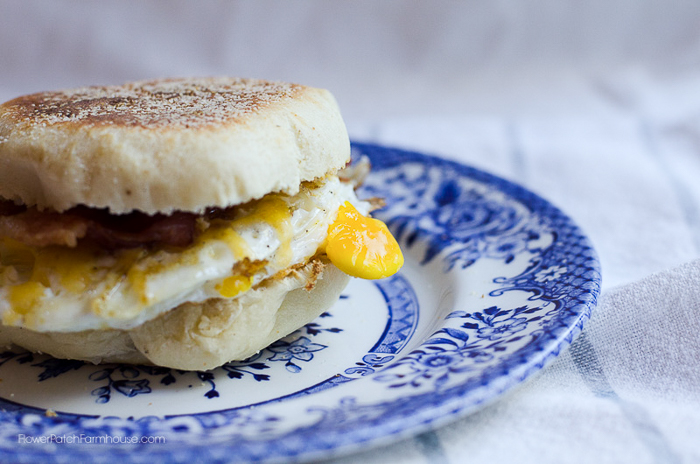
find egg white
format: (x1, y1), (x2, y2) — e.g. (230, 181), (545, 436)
(0, 176), (368, 333)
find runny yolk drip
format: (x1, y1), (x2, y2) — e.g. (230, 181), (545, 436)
(326, 202), (403, 280)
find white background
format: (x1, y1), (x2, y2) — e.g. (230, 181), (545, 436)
(2, 1), (700, 123)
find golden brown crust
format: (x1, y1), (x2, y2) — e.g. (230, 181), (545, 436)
(2, 78), (303, 130)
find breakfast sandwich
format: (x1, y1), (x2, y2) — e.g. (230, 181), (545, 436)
(0, 77), (403, 370)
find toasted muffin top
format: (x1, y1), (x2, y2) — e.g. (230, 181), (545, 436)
(0, 77), (350, 214)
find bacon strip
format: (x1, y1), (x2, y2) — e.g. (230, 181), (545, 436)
(0, 175), (361, 250)
(0, 200), (197, 249)
(0, 208), (88, 247)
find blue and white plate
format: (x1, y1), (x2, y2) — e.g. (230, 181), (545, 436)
(0, 143), (601, 462)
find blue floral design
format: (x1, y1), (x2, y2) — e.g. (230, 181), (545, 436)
(476, 316), (528, 341)
(361, 156), (550, 272)
(358, 144), (599, 396)
(89, 366), (152, 403)
(220, 352), (271, 382)
(453, 305), (535, 341)
(534, 265), (568, 282)
(0, 312), (343, 403)
(0, 350), (34, 367)
(374, 326), (486, 390)
(371, 302), (556, 390)
(267, 337), (327, 373)
(344, 354), (396, 377)
(383, 348), (474, 390)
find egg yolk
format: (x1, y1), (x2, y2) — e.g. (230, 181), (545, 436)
(326, 202), (403, 280)
(216, 275), (252, 298)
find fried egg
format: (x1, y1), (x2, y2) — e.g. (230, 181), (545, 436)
(0, 176), (403, 333)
